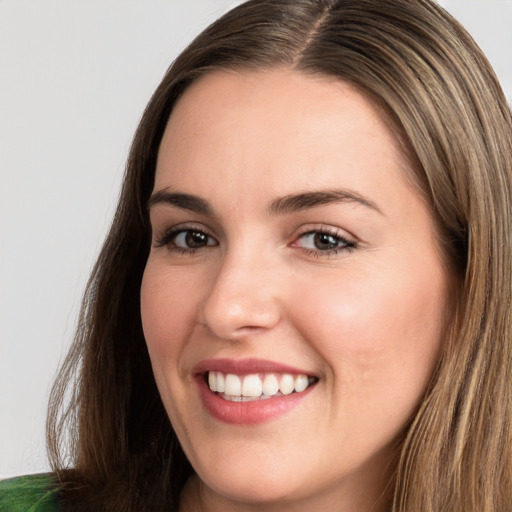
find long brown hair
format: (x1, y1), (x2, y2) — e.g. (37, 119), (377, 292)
(47, 1), (512, 510)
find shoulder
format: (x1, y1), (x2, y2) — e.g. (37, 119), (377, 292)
(0, 474), (61, 512)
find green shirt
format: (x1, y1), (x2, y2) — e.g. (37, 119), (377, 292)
(0, 474), (60, 512)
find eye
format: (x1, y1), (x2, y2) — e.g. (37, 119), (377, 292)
(294, 230), (356, 256)
(174, 230), (216, 249)
(155, 227), (217, 252)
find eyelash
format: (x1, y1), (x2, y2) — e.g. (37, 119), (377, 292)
(293, 228), (357, 257)
(154, 226), (357, 257)
(154, 226), (217, 255)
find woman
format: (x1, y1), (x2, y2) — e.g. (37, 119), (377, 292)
(1, 0), (511, 510)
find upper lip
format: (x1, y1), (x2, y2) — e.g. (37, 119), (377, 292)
(193, 358), (316, 376)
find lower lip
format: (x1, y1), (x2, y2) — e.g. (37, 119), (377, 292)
(195, 376), (315, 425)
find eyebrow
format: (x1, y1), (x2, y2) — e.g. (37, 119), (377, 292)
(147, 188), (382, 216)
(268, 190), (383, 216)
(147, 190), (212, 214)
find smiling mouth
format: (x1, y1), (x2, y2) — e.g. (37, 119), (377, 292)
(206, 371), (318, 402)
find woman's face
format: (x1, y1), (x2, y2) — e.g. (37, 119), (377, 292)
(141, 69), (451, 511)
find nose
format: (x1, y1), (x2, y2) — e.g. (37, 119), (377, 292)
(200, 249), (282, 341)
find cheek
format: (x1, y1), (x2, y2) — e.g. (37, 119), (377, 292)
(140, 262), (201, 369)
(140, 261), (209, 434)
(292, 262), (447, 391)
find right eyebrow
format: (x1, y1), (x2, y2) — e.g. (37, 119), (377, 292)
(147, 190), (212, 215)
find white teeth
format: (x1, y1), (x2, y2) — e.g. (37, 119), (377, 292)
(224, 374), (242, 395)
(207, 371), (226, 392)
(279, 374), (295, 395)
(207, 371), (315, 399)
(294, 374), (309, 393)
(262, 374), (279, 396)
(242, 374), (263, 397)
(216, 372), (225, 393)
(208, 371), (217, 391)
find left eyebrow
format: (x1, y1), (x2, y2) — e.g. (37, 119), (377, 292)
(268, 189), (383, 216)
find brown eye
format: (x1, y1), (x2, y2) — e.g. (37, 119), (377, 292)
(293, 230), (356, 256)
(184, 231), (209, 248)
(173, 230), (216, 249)
(313, 233), (340, 250)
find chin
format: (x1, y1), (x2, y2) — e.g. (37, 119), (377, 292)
(193, 455), (309, 506)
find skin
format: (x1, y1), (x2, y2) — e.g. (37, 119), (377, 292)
(140, 68), (452, 512)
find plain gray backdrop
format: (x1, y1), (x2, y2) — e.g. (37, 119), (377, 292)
(1, 0), (511, 478)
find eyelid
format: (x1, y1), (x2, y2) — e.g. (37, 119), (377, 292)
(293, 223), (356, 242)
(290, 224), (358, 256)
(153, 222), (218, 249)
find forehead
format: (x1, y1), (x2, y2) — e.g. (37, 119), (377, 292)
(161, 68), (400, 147)
(154, 68), (412, 205)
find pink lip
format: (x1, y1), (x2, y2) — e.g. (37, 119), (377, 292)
(193, 358), (317, 425)
(193, 357), (315, 376)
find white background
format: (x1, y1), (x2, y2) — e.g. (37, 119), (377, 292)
(1, 0), (511, 478)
